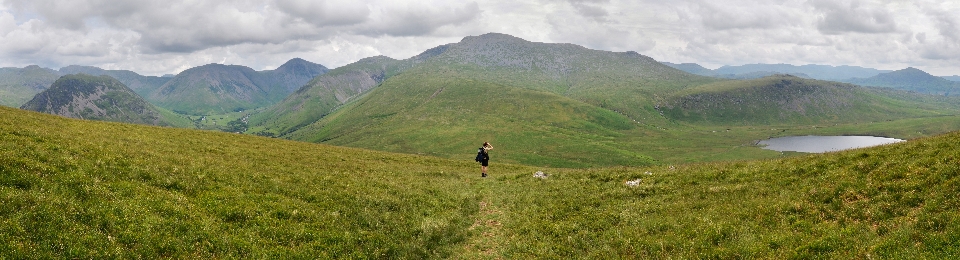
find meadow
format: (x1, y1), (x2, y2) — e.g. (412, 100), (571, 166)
(3, 105), (959, 258)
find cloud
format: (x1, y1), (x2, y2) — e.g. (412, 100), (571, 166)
(685, 1), (797, 31)
(1, 0), (483, 54)
(0, 0), (958, 76)
(811, 0), (899, 35)
(567, 0), (610, 22)
(359, 1), (482, 37)
(275, 0), (370, 26)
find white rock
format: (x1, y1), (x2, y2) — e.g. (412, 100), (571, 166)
(533, 171), (548, 179)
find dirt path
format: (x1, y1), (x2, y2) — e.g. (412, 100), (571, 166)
(459, 199), (506, 259)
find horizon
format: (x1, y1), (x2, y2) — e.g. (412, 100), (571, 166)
(9, 53), (960, 78)
(1, 1), (958, 76)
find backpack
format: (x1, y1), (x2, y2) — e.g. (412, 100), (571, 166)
(474, 147), (486, 162)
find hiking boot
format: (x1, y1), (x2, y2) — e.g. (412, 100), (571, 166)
(482, 173), (487, 178)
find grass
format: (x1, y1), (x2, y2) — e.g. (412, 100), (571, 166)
(3, 105), (960, 258)
(1, 106), (479, 258)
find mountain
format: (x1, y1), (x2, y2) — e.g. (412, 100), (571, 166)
(713, 64), (891, 80)
(662, 62), (865, 80)
(261, 58), (330, 94)
(843, 67), (960, 96)
(58, 66), (172, 97)
(661, 62), (713, 75)
(713, 71), (811, 80)
(944, 75), (960, 82)
(3, 104), (960, 258)
(0, 65), (61, 107)
(149, 59), (327, 115)
(19, 74), (187, 126)
(659, 75), (948, 125)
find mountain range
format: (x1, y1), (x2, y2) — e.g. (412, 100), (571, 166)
(19, 74), (186, 126)
(0, 58), (328, 115)
(243, 33), (953, 166)
(662, 62), (892, 80)
(664, 62), (960, 96)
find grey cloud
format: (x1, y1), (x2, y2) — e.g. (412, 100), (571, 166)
(275, 0), (370, 26)
(926, 9), (959, 42)
(567, 0), (609, 22)
(3, 0), (159, 30)
(546, 12), (655, 52)
(812, 0), (898, 35)
(6, 0), (483, 53)
(359, 2), (481, 37)
(695, 2), (790, 30)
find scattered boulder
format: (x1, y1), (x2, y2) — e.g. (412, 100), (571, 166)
(533, 171), (548, 179)
(625, 179), (641, 187)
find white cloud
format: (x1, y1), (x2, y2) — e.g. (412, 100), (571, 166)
(0, 0), (957, 76)
(811, 0), (899, 35)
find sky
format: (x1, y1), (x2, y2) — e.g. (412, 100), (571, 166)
(0, 0), (958, 76)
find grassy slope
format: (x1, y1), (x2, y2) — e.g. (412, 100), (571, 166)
(289, 69), (653, 168)
(0, 106), (480, 258)
(155, 106), (197, 129)
(2, 106), (960, 258)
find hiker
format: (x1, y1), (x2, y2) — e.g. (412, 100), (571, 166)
(479, 142), (493, 177)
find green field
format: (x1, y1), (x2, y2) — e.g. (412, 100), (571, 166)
(3, 106), (960, 258)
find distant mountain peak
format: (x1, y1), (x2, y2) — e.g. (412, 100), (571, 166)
(845, 66), (958, 95)
(895, 67), (929, 75)
(461, 32), (527, 44)
(277, 58), (314, 68)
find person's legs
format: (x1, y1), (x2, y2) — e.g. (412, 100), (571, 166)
(481, 161), (488, 177)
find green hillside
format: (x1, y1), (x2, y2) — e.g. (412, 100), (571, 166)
(0, 65), (61, 107)
(2, 106), (960, 258)
(288, 69), (653, 168)
(19, 74), (189, 127)
(660, 75), (955, 125)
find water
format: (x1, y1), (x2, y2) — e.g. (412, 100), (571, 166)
(758, 135), (904, 153)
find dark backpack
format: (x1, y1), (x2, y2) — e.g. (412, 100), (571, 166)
(474, 148), (486, 162)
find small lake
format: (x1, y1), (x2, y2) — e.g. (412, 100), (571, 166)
(758, 136), (905, 153)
